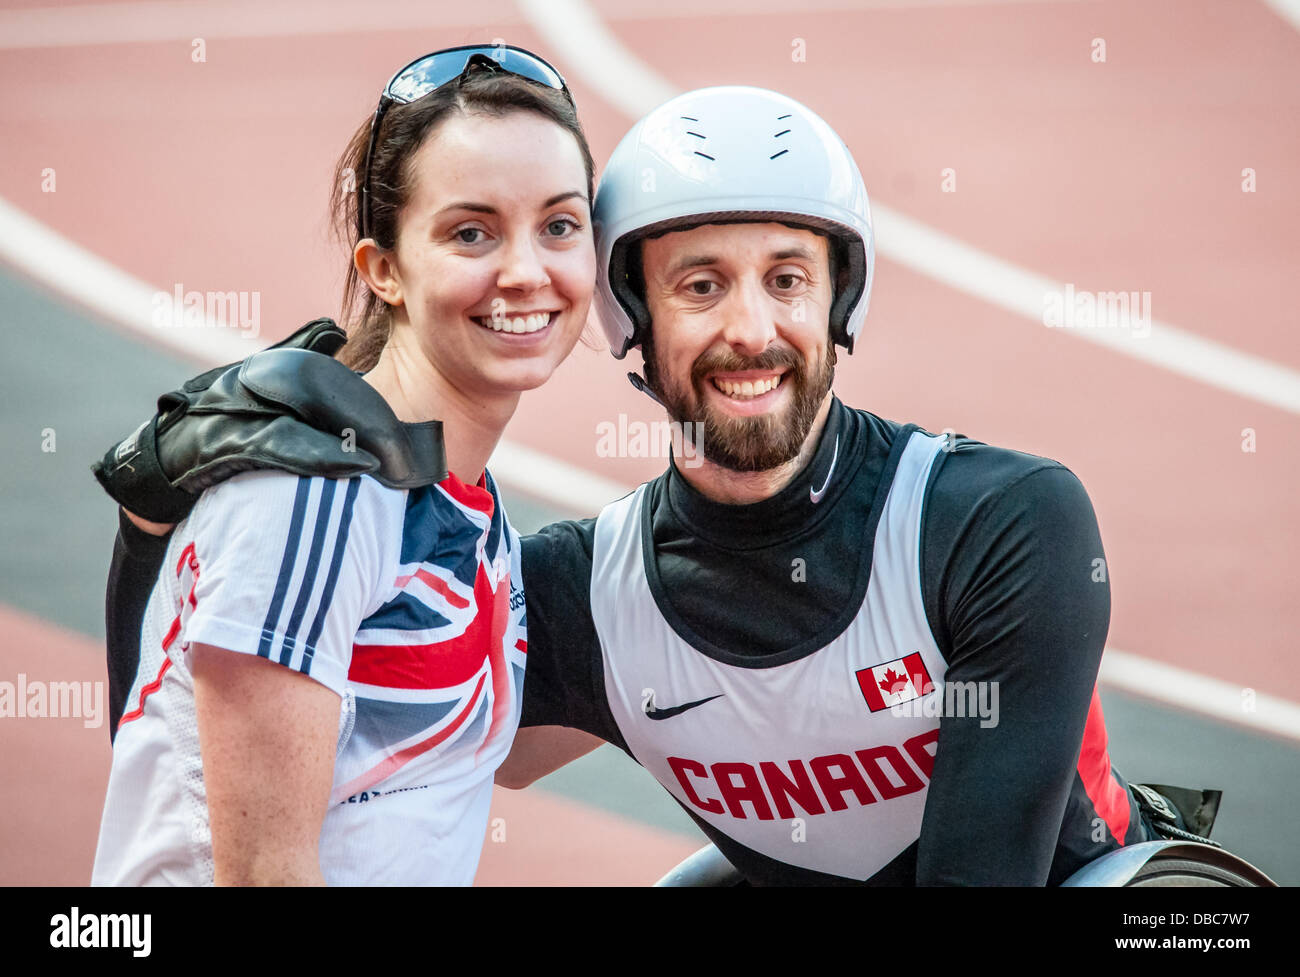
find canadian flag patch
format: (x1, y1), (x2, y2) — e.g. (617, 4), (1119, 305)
(856, 653), (935, 712)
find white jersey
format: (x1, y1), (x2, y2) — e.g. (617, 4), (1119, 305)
(92, 468), (526, 886)
(593, 429), (948, 881)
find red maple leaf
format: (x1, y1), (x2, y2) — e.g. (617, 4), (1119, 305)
(878, 668), (910, 695)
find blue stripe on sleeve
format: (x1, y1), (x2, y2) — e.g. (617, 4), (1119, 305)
(258, 477), (313, 659)
(301, 477), (362, 676)
(279, 478), (338, 666)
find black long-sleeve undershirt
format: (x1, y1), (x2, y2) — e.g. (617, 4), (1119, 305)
(518, 397), (1125, 885)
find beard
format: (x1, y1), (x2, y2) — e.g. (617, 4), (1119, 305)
(643, 335), (836, 473)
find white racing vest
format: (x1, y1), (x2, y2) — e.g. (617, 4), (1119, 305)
(592, 428), (950, 880)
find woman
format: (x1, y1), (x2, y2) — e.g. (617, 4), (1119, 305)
(92, 45), (597, 885)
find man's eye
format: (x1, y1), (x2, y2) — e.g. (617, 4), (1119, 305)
(773, 274), (800, 290)
(688, 280), (716, 296)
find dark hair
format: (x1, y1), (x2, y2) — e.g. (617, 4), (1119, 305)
(329, 68), (596, 372)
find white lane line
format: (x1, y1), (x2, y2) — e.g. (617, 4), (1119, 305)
(518, 0), (676, 118)
(1261, 0), (1300, 33)
(588, 0), (1088, 13)
(0, 0), (512, 49)
(4, 0), (1298, 731)
(486, 439), (636, 515)
(1101, 649), (1300, 743)
(520, 0), (1300, 417)
(0, 197), (260, 365)
(8, 203), (1296, 740)
(517, 0), (1300, 734)
(0, 195), (614, 519)
(0, 0), (1083, 49)
(873, 208), (1300, 415)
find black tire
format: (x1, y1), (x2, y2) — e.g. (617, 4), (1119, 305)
(1125, 856), (1263, 887)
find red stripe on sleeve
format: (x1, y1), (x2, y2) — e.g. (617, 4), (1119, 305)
(117, 657), (172, 730)
(1077, 686), (1131, 843)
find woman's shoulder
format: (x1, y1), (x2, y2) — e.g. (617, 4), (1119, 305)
(194, 468), (401, 506)
(186, 471), (408, 552)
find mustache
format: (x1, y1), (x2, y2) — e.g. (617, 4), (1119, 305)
(690, 346), (804, 388)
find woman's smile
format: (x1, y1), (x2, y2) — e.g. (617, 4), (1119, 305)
(471, 309), (559, 335)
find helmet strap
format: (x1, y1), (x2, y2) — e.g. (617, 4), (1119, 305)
(609, 237), (653, 353)
(626, 371), (666, 407)
(828, 237), (866, 353)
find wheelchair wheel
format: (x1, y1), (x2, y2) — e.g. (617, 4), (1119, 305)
(1125, 856), (1266, 887)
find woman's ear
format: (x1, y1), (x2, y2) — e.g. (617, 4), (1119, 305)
(354, 239), (403, 309)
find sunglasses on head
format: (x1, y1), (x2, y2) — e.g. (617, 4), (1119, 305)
(359, 44), (574, 241)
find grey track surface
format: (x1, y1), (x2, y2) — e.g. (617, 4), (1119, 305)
(0, 268), (194, 638)
(1, 265), (1292, 883)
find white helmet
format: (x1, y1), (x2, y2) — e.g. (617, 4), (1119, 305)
(593, 86), (874, 359)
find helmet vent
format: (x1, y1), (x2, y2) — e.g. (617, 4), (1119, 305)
(771, 121), (792, 159)
(682, 116), (710, 158)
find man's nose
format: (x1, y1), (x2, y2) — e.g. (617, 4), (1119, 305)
(719, 276), (778, 356)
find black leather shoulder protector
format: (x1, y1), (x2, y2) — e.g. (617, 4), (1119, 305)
(235, 348), (447, 489)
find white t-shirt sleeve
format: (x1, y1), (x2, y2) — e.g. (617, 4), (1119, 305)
(178, 471), (391, 697)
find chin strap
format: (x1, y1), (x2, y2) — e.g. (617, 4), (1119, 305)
(627, 371), (666, 408)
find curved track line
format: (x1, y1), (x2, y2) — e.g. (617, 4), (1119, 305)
(1261, 0), (1300, 33)
(513, 0), (1300, 738)
(0, 197), (260, 365)
(0, 0), (507, 50)
(517, 0), (1300, 416)
(1101, 649), (1300, 743)
(0, 195), (630, 518)
(2, 5), (1296, 735)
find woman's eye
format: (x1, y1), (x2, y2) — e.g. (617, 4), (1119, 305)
(546, 218), (577, 237)
(455, 227), (484, 244)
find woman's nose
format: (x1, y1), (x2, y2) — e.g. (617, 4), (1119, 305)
(496, 235), (551, 293)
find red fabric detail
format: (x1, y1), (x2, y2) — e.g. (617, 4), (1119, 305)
(117, 656), (173, 730)
(392, 567), (471, 610)
(1077, 686), (1132, 843)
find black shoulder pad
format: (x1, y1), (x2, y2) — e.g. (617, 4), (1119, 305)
(237, 348), (447, 489)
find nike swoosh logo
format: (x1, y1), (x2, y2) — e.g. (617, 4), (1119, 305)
(809, 435), (840, 504)
(644, 693), (725, 721)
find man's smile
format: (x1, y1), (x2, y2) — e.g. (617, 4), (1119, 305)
(708, 369), (787, 400)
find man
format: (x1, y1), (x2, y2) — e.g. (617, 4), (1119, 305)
(97, 86), (1216, 885)
(494, 86), (1165, 885)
